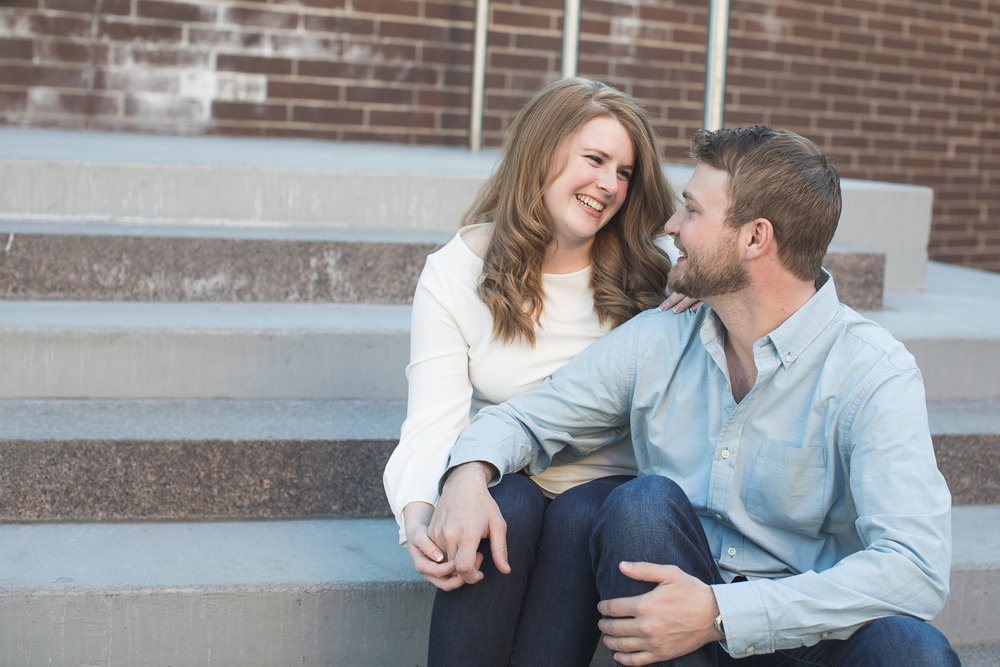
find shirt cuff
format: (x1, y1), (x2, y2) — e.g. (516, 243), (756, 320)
(712, 580), (773, 657)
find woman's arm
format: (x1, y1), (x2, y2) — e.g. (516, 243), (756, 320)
(383, 250), (477, 546)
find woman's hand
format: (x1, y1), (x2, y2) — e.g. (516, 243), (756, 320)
(658, 292), (701, 313)
(402, 501), (480, 591)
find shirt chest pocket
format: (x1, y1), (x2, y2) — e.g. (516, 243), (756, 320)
(741, 440), (830, 535)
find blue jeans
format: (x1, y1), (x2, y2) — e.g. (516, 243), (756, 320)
(591, 475), (961, 666)
(428, 472), (633, 667)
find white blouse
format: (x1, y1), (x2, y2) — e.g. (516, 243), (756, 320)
(382, 223), (639, 543)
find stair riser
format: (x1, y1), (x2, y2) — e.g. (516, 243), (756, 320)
(0, 439), (394, 521)
(0, 585), (433, 667)
(0, 233), (436, 305)
(0, 434), (992, 522)
(0, 231), (882, 309)
(907, 339), (1000, 401)
(0, 573), (989, 665)
(0, 329), (408, 400)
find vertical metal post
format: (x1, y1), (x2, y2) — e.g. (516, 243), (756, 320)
(703, 0), (730, 130)
(561, 0), (581, 79)
(469, 0), (489, 152)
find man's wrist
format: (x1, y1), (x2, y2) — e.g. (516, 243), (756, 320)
(442, 460), (497, 488)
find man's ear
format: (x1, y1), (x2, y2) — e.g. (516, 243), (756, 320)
(744, 218), (774, 260)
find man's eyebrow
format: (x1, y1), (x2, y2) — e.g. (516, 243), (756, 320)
(681, 189), (697, 203)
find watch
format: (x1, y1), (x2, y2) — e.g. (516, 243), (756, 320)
(714, 614), (725, 639)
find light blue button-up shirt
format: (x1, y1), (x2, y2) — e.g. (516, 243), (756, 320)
(446, 273), (952, 656)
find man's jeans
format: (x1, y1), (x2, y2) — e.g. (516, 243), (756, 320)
(591, 475), (962, 666)
(428, 472), (632, 667)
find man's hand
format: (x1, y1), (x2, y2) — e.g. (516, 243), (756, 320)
(597, 562), (721, 666)
(402, 501), (483, 591)
(426, 462), (509, 585)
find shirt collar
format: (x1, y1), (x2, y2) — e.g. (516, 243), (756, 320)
(765, 270), (840, 369)
(699, 270), (841, 369)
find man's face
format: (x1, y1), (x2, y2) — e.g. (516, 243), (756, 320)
(664, 163), (749, 299)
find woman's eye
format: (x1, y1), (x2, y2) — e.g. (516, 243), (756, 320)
(585, 154), (602, 164)
(618, 170), (632, 182)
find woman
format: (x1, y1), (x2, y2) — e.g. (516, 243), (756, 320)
(383, 78), (688, 665)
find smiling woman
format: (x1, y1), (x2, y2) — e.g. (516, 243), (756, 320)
(541, 116), (634, 273)
(382, 77), (682, 666)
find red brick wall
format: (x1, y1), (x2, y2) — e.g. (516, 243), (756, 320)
(1, 0), (997, 271)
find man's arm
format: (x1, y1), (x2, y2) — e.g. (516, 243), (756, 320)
(715, 367), (952, 656)
(428, 310), (649, 583)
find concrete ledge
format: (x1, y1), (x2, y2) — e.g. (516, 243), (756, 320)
(0, 302), (410, 400)
(0, 508), (996, 665)
(0, 127), (929, 292)
(864, 261), (1000, 401)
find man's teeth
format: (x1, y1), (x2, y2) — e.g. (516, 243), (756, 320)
(577, 195), (604, 211)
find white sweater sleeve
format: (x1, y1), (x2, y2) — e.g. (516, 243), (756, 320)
(382, 242), (478, 543)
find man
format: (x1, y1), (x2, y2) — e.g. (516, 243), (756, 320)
(427, 126), (959, 665)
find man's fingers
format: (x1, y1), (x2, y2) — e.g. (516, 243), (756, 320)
(598, 593), (637, 619)
(453, 535), (485, 584)
(488, 515), (510, 574)
(619, 560), (679, 583)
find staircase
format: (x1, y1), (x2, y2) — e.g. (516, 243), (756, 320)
(0, 127), (996, 666)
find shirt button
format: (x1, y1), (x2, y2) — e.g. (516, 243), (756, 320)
(746, 646), (756, 655)
(721, 448), (730, 459)
(821, 632), (829, 639)
(784, 353), (792, 363)
(714, 513), (723, 521)
(727, 547), (737, 557)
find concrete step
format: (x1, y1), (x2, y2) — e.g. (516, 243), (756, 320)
(0, 398), (993, 522)
(2, 256), (996, 403)
(0, 127), (930, 293)
(1, 506), (996, 665)
(863, 260), (1000, 401)
(0, 301), (409, 400)
(0, 219), (883, 310)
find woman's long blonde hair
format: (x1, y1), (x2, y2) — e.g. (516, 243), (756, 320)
(462, 77), (675, 345)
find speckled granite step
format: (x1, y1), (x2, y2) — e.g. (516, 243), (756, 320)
(0, 398), (994, 522)
(0, 220), (882, 309)
(0, 399), (404, 521)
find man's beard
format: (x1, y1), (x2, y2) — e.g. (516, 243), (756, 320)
(667, 242), (750, 299)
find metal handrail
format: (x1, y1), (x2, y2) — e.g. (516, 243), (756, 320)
(703, 0), (730, 130)
(469, 0), (489, 152)
(561, 0), (580, 78)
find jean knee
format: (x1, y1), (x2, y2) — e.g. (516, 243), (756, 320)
(543, 476), (631, 545)
(598, 475), (688, 525)
(489, 473), (545, 551)
(852, 616), (960, 666)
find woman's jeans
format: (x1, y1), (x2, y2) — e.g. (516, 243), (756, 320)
(590, 475), (962, 667)
(428, 472), (632, 667)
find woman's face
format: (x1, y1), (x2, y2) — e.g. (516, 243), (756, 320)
(541, 116), (635, 252)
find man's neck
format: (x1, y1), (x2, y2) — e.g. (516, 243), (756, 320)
(709, 275), (818, 402)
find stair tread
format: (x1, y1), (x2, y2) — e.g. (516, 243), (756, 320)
(0, 300), (410, 330)
(0, 399), (404, 441)
(0, 398), (993, 441)
(2, 505), (997, 592)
